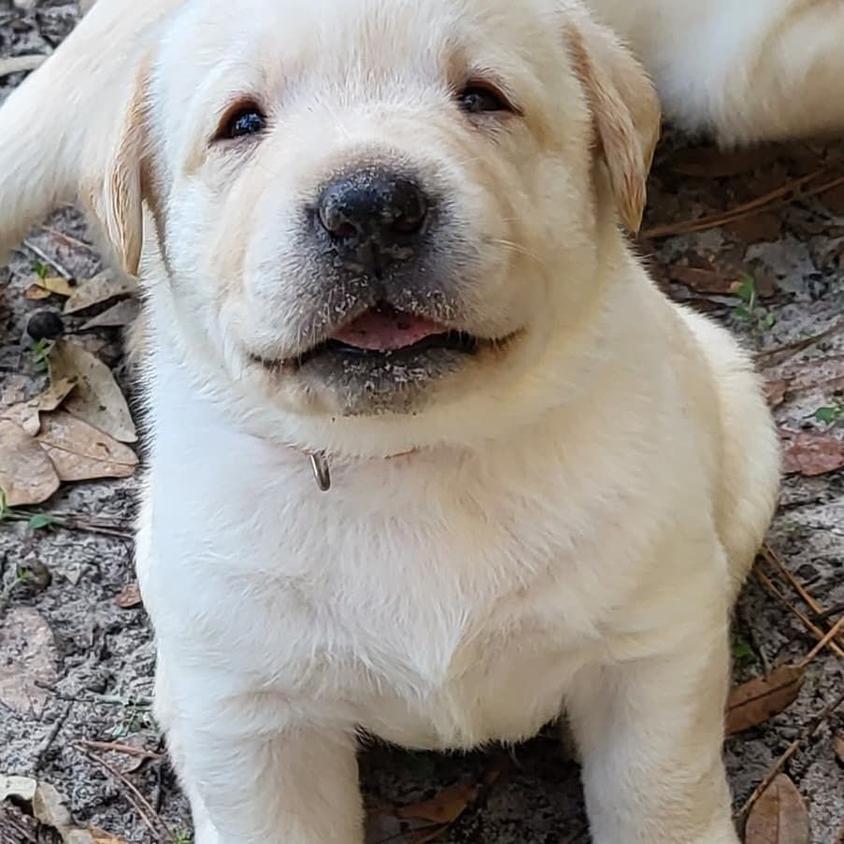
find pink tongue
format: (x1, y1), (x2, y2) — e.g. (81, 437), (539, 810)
(332, 309), (445, 351)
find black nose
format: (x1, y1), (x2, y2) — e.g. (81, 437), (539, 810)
(316, 169), (430, 270)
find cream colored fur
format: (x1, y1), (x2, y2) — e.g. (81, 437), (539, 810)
(0, 1), (786, 843)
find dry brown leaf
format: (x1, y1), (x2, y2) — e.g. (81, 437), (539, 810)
(745, 774), (810, 844)
(81, 300), (140, 331)
(764, 380), (788, 409)
(63, 272), (138, 315)
(86, 829), (128, 844)
(32, 782), (73, 834)
(32, 782), (126, 844)
(36, 412), (137, 483)
(24, 284), (52, 301)
(1, 378), (77, 436)
(32, 276), (76, 298)
(834, 734), (844, 765)
(667, 265), (738, 295)
(396, 782), (479, 826)
(115, 582), (142, 609)
(0, 420), (60, 506)
(781, 430), (844, 477)
(726, 665), (805, 735)
(49, 342), (137, 443)
(0, 608), (57, 715)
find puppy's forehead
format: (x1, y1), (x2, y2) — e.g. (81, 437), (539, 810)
(160, 0), (564, 91)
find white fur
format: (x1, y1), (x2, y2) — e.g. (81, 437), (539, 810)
(0, 1), (790, 843)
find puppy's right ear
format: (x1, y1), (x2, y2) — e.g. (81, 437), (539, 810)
(84, 68), (150, 278)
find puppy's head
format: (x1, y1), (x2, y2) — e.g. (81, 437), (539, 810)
(95, 0), (658, 454)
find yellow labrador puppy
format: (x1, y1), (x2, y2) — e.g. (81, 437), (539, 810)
(0, 1), (782, 843)
(3, 0), (844, 260)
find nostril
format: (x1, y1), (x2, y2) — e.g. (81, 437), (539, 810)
(388, 179), (428, 234)
(318, 200), (362, 240)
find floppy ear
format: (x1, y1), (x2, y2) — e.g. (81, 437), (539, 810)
(84, 68), (149, 277)
(564, 14), (661, 232)
(0, 0), (175, 268)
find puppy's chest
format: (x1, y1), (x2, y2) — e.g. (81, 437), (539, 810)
(161, 491), (600, 747)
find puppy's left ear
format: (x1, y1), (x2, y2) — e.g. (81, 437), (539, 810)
(84, 67), (150, 277)
(564, 12), (661, 232)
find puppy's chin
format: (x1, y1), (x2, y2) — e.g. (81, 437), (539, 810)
(250, 331), (520, 418)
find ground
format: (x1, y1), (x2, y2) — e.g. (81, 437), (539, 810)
(1, 2), (843, 843)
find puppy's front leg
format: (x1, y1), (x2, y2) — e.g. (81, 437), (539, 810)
(172, 718), (363, 844)
(566, 625), (738, 844)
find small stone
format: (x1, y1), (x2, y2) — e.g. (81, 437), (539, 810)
(26, 309), (65, 341)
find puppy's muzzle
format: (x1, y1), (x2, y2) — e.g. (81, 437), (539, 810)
(315, 167), (432, 276)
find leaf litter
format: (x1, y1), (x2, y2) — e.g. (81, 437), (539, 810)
(63, 271), (137, 315)
(726, 665), (806, 735)
(49, 341), (137, 443)
(745, 774), (810, 844)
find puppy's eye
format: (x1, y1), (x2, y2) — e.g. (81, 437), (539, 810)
(217, 104), (267, 141)
(457, 83), (513, 115)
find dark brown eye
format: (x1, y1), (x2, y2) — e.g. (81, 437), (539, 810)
(457, 83), (512, 115)
(219, 105), (267, 140)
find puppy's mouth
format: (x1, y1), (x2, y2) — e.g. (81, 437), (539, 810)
(250, 302), (518, 415)
(298, 303), (481, 365)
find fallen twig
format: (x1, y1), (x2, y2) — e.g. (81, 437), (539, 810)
(754, 319), (844, 368)
(34, 703), (73, 771)
(800, 615), (844, 668)
(41, 226), (97, 254)
(3, 510), (133, 540)
(78, 738), (161, 761)
(762, 544), (841, 627)
(735, 688), (844, 821)
(22, 239), (73, 280)
(643, 167), (844, 240)
(76, 743), (168, 841)
(753, 568), (844, 660)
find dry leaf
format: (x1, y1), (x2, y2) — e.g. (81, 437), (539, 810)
(36, 412), (137, 483)
(1, 378), (77, 436)
(32, 782), (73, 833)
(49, 342), (137, 443)
(667, 265), (738, 295)
(32, 782), (127, 844)
(0, 608), (57, 715)
(24, 284), (52, 301)
(396, 782), (479, 826)
(0, 775), (37, 802)
(63, 272), (137, 315)
(81, 300), (140, 331)
(834, 734), (844, 765)
(781, 430), (844, 477)
(745, 774), (810, 844)
(115, 582), (142, 609)
(726, 665), (805, 735)
(0, 420), (60, 506)
(764, 380), (788, 409)
(32, 276), (76, 298)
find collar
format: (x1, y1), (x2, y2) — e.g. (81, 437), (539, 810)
(306, 447), (419, 493)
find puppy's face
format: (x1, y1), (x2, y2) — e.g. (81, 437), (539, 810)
(111, 0), (657, 450)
